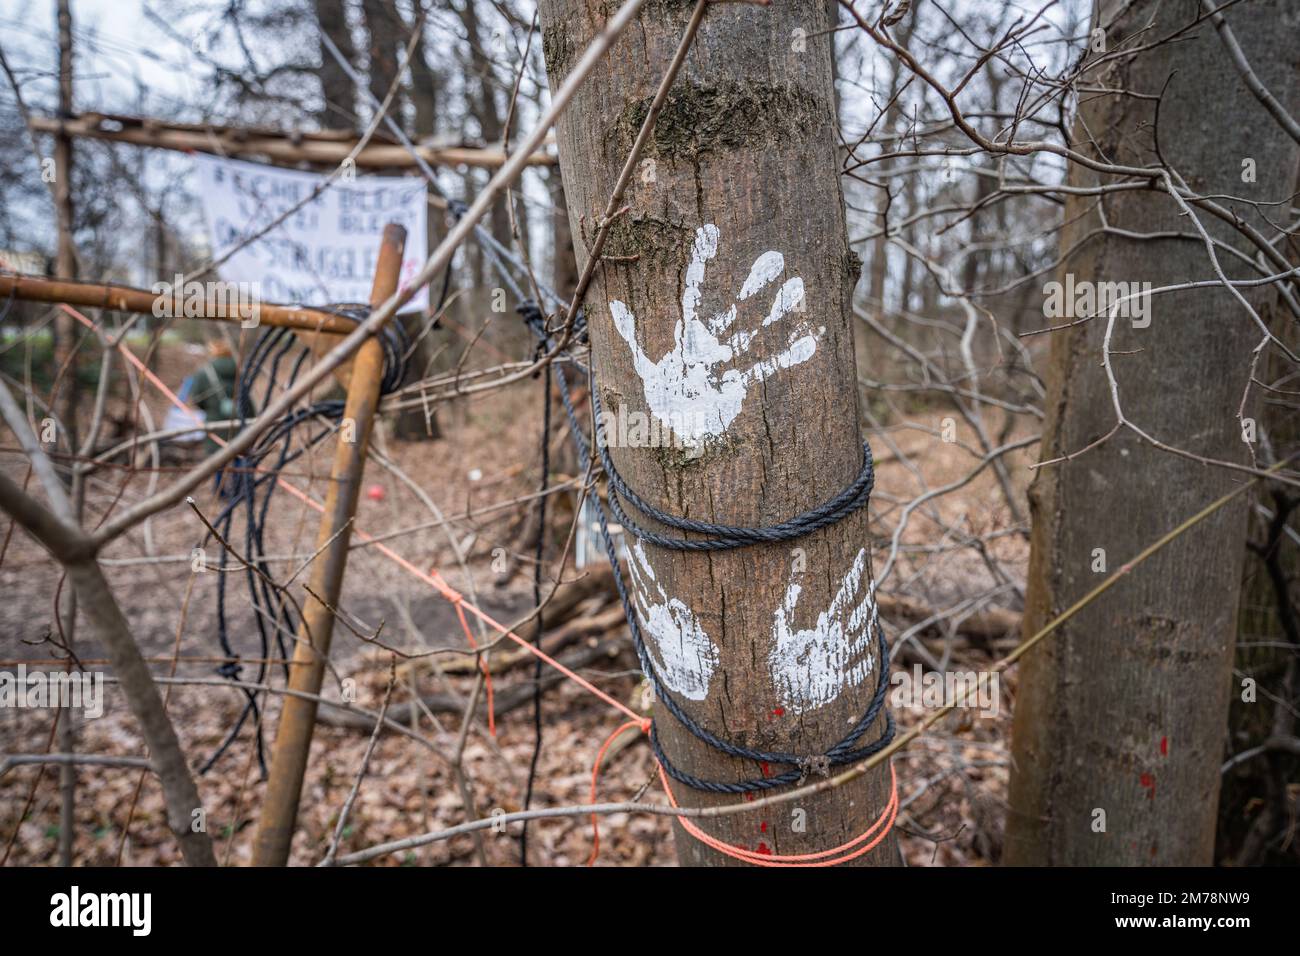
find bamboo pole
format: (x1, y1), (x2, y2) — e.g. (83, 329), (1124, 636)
(250, 224), (406, 867)
(26, 113), (556, 170)
(53, 0), (80, 869)
(0, 273), (359, 335)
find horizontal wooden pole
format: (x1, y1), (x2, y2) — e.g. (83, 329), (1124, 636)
(28, 113), (556, 170)
(0, 273), (357, 334)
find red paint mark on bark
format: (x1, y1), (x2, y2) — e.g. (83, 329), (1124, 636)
(760, 821), (768, 833)
(760, 762), (771, 778)
(756, 842), (772, 855)
(771, 708), (784, 717)
(1139, 772), (1156, 799)
(1160, 736), (1168, 756)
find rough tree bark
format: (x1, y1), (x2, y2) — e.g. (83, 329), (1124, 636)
(538, 0), (897, 865)
(1005, 0), (1300, 865)
(53, 0), (79, 868)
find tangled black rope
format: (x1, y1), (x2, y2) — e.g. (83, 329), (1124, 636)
(203, 308), (409, 775)
(517, 302), (895, 794)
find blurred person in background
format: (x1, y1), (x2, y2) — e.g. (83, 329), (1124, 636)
(164, 339), (249, 492)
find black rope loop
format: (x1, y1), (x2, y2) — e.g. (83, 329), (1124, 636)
(647, 622), (896, 794)
(204, 309), (409, 774)
(515, 307), (895, 794)
(588, 386), (875, 553)
(516, 299), (587, 351)
(315, 303), (411, 396)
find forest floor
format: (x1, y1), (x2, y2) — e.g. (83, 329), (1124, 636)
(0, 332), (1033, 866)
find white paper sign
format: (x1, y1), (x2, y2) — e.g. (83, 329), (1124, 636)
(193, 153), (429, 309)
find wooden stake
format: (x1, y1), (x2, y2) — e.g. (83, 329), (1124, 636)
(251, 224), (407, 867)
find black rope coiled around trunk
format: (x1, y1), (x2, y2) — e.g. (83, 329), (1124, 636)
(517, 302), (895, 794)
(590, 386), (876, 553)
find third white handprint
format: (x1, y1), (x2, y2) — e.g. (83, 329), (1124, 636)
(627, 540), (878, 715)
(767, 547), (877, 716)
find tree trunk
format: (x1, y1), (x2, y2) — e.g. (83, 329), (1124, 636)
(409, 26), (441, 141)
(400, 12), (449, 442)
(866, 5), (914, 322)
(550, 168), (579, 303)
(1005, 0), (1300, 865)
(313, 0), (357, 129)
(1220, 161), (1300, 865)
(51, 0), (78, 446)
(458, 0), (513, 285)
(0, 461), (216, 866)
(362, 0), (407, 130)
(538, 0), (898, 866)
(53, 0), (79, 869)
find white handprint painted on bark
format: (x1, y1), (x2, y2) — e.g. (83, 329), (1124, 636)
(610, 224), (823, 445)
(768, 547), (877, 715)
(626, 540), (719, 701)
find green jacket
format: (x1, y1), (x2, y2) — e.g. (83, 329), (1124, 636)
(191, 356), (240, 452)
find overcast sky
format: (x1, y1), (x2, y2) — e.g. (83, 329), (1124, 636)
(0, 0), (1087, 295)
(0, 0), (211, 117)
